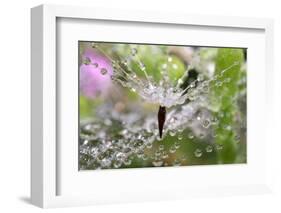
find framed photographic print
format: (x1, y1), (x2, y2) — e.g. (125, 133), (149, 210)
(31, 4), (274, 208)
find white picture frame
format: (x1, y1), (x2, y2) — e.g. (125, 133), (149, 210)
(31, 4), (274, 208)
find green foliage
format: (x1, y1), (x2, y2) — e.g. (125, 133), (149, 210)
(80, 95), (102, 118)
(211, 48), (244, 163)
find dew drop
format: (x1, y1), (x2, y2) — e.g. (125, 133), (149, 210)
(104, 119), (112, 126)
(152, 161), (163, 167)
(91, 42), (97, 48)
(124, 158), (132, 166)
(175, 141), (181, 149)
(115, 152), (126, 161)
(155, 150), (161, 157)
(177, 134), (183, 140)
(142, 154), (148, 160)
(172, 64), (178, 69)
(113, 161), (122, 168)
(205, 145), (213, 153)
(173, 159), (181, 166)
(146, 142), (153, 149)
(212, 132), (218, 138)
(169, 130), (177, 137)
(169, 146), (176, 153)
(83, 57), (91, 65)
(199, 133), (205, 139)
(131, 48), (137, 56)
(202, 119), (211, 128)
(188, 133), (194, 139)
(234, 135), (240, 143)
(178, 126), (184, 133)
(139, 62), (146, 71)
(216, 144), (223, 150)
(224, 78), (231, 83)
(211, 116), (218, 125)
(159, 145), (164, 151)
(167, 56), (173, 63)
(161, 151), (169, 159)
(215, 81), (223, 87)
(92, 62), (98, 68)
(177, 79), (183, 85)
(100, 68), (108, 75)
(197, 74), (204, 81)
(122, 59), (128, 65)
(162, 63), (168, 70)
(83, 139), (89, 145)
(194, 149), (202, 158)
(190, 81), (196, 88)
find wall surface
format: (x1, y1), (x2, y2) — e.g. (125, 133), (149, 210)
(0, 0), (280, 212)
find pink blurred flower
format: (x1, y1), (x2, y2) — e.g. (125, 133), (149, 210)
(80, 48), (113, 98)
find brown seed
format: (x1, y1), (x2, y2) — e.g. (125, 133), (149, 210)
(158, 106), (166, 138)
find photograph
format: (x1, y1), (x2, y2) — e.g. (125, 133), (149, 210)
(78, 42), (247, 170)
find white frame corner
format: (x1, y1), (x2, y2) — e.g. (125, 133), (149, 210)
(31, 4), (274, 208)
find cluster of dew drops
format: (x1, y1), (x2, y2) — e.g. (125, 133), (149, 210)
(79, 43), (245, 170)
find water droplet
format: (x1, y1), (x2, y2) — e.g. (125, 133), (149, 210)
(155, 150), (161, 157)
(124, 158), (132, 166)
(130, 73), (137, 78)
(169, 130), (176, 137)
(216, 144), (223, 150)
(188, 133), (194, 139)
(178, 126), (184, 133)
(202, 119), (211, 128)
(175, 141), (181, 149)
(139, 62), (146, 71)
(201, 82), (209, 93)
(113, 161), (122, 168)
(212, 132), (218, 138)
(167, 56), (173, 63)
(142, 154), (148, 160)
(159, 145), (164, 151)
(161, 151), (168, 159)
(146, 142), (153, 149)
(197, 74), (204, 81)
(115, 152), (126, 161)
(199, 133), (205, 139)
(92, 62), (98, 68)
(234, 135), (240, 143)
(177, 134), (183, 140)
(152, 161), (163, 167)
(177, 79), (183, 85)
(215, 81), (223, 87)
(122, 59), (128, 65)
(104, 119), (112, 126)
(211, 116), (218, 125)
(162, 63), (168, 69)
(173, 159), (181, 166)
(172, 64), (178, 69)
(91, 42), (97, 48)
(83, 57), (91, 65)
(190, 81), (196, 88)
(224, 125), (232, 131)
(194, 149), (202, 158)
(100, 68), (108, 75)
(224, 78), (231, 83)
(205, 145), (213, 153)
(131, 48), (137, 56)
(169, 146), (176, 153)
